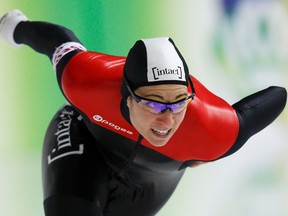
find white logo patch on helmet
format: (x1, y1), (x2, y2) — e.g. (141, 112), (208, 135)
(142, 37), (186, 83)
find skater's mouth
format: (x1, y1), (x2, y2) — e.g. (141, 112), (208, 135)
(151, 128), (172, 137)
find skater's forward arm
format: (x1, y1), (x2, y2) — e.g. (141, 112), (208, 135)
(220, 86), (287, 159)
(0, 10), (86, 73)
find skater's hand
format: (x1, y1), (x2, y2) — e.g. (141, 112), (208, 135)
(0, 9), (28, 47)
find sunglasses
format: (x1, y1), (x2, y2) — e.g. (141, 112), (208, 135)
(124, 75), (196, 114)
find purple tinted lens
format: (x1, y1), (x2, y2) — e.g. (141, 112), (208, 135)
(143, 100), (187, 114)
(165, 101), (186, 113)
(143, 101), (167, 113)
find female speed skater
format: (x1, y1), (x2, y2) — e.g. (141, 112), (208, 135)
(0, 10), (286, 216)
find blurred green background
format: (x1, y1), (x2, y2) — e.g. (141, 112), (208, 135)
(0, 0), (287, 215)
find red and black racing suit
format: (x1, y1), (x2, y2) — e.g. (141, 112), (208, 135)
(13, 21), (287, 216)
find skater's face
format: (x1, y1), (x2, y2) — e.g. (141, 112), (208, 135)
(127, 84), (190, 147)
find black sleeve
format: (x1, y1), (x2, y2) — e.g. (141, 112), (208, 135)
(220, 86), (287, 159)
(13, 20), (83, 73)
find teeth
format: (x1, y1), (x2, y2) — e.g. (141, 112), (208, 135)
(152, 128), (171, 136)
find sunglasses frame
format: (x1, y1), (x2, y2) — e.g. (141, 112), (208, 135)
(124, 74), (196, 114)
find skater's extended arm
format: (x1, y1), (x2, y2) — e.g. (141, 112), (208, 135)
(221, 86), (287, 159)
(0, 10), (86, 73)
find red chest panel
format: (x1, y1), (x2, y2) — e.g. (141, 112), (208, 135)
(62, 51), (239, 161)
